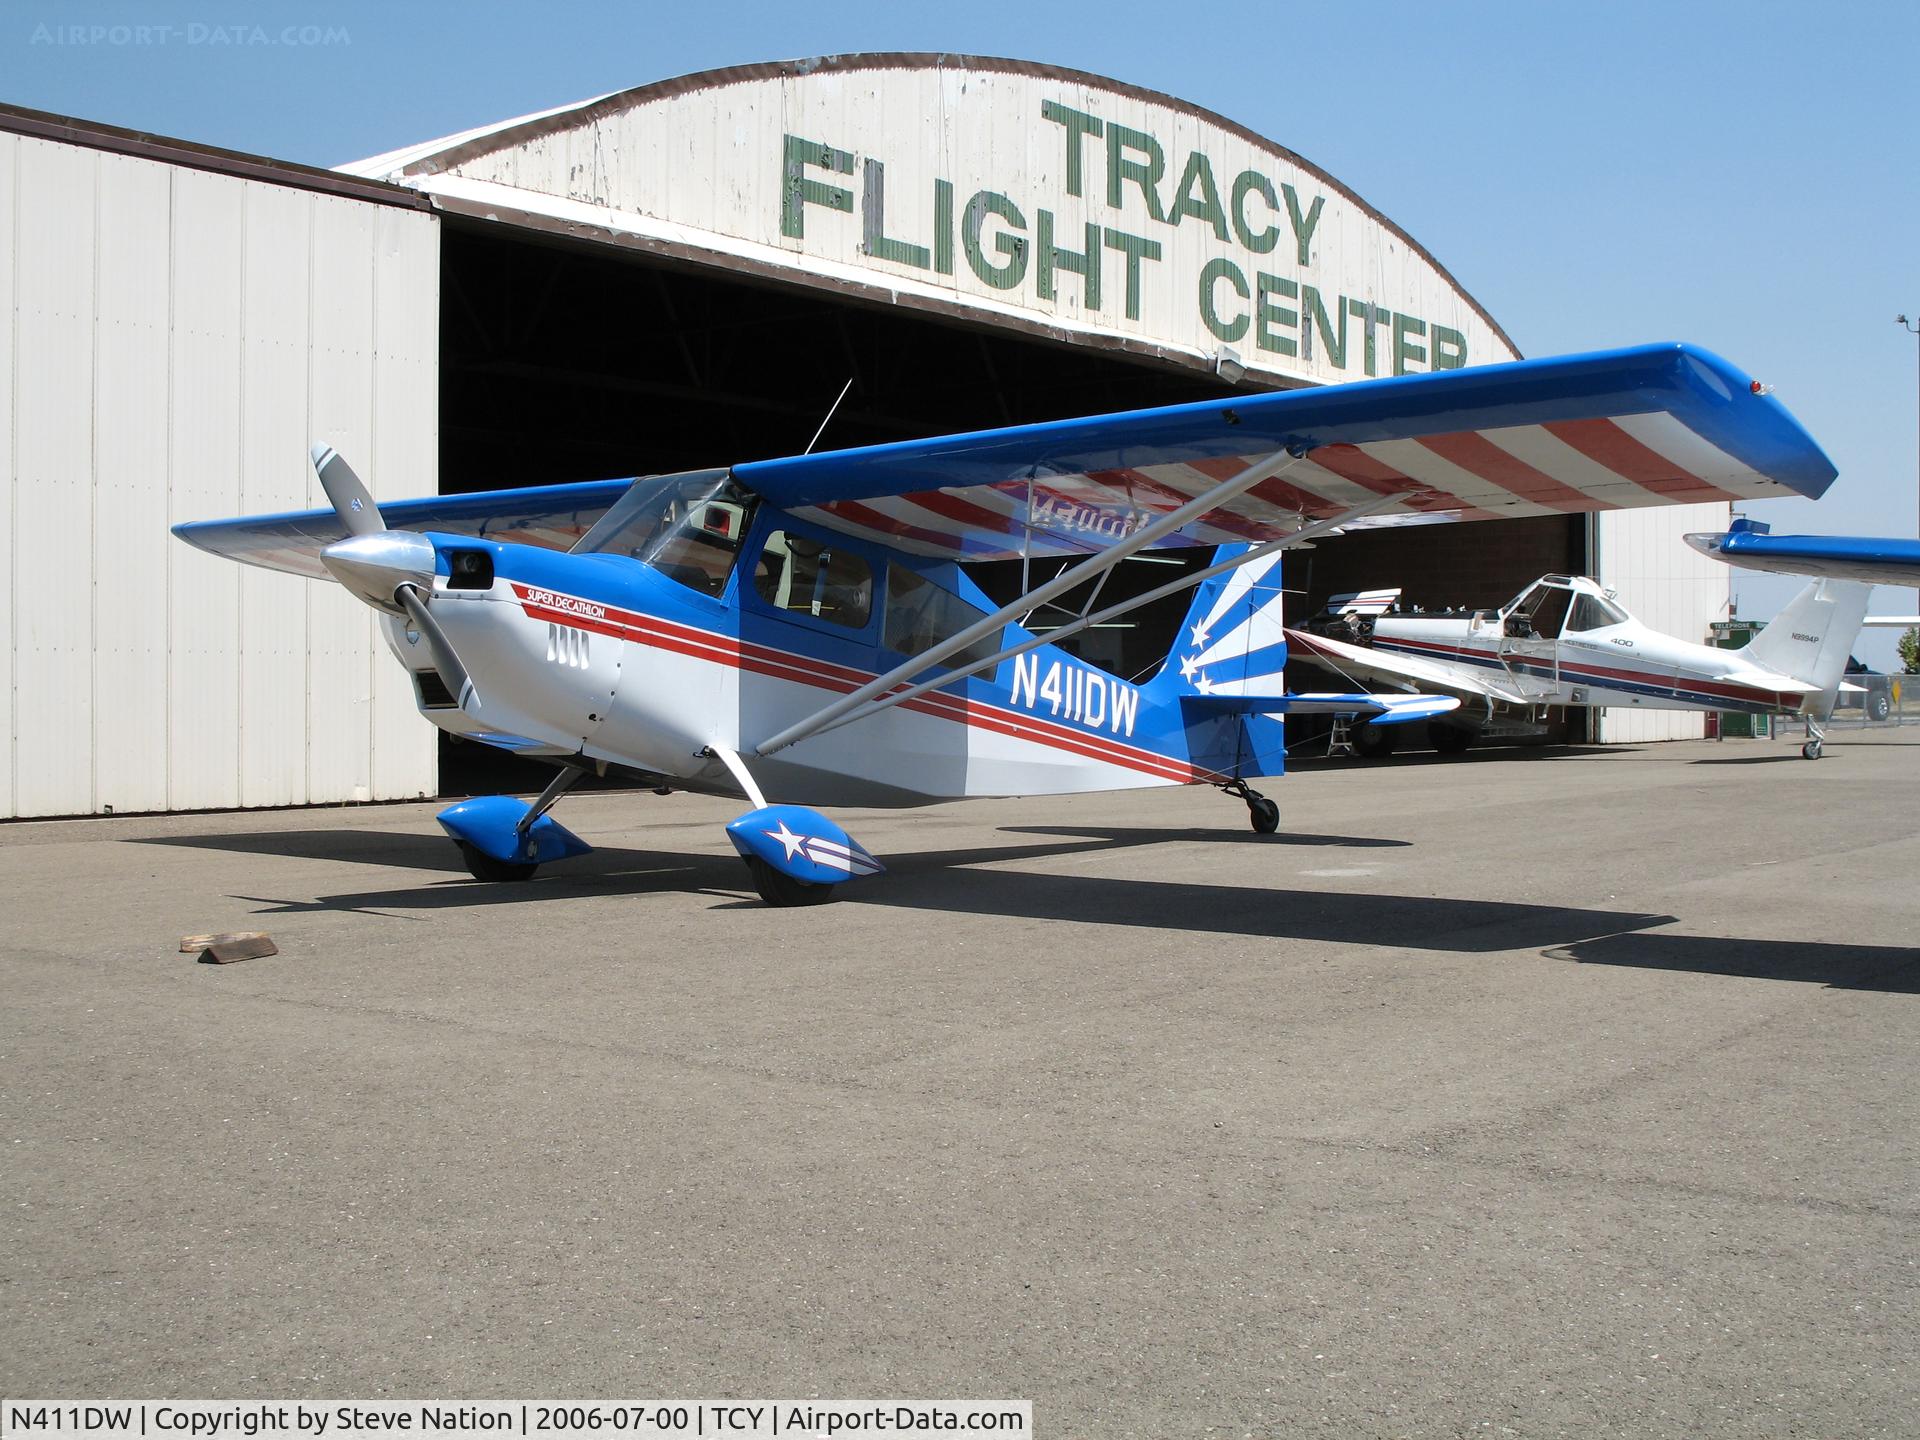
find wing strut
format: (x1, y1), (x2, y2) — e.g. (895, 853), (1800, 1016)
(753, 446), (1310, 758)
(790, 492), (1411, 745)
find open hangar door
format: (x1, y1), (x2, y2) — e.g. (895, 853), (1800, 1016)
(435, 218), (1238, 794)
(1280, 513), (1589, 754)
(434, 219), (1581, 793)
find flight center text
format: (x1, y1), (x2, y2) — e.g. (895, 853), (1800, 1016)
(781, 99), (1469, 378)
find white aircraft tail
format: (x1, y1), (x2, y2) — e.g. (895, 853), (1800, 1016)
(1740, 578), (1871, 700)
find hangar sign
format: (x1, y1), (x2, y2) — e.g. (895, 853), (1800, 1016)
(345, 55), (1515, 386)
(781, 101), (1469, 381)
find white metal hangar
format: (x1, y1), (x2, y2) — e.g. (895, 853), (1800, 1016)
(0, 53), (1730, 818)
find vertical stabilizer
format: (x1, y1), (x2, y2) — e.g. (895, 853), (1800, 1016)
(1166, 544), (1291, 697)
(1742, 578), (1871, 706)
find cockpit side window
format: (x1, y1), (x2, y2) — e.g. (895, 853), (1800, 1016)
(753, 531), (873, 629)
(883, 564), (1001, 669)
(1567, 594), (1627, 632)
(1504, 583), (1569, 639)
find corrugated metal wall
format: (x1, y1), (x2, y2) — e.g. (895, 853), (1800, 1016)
(0, 132), (439, 817)
(1594, 501), (1733, 743)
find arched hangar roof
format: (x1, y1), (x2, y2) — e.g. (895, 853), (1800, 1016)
(344, 53), (1518, 388)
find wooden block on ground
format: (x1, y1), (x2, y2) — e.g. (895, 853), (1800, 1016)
(197, 934), (278, 965)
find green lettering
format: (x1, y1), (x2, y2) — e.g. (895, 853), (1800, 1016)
(1281, 184), (1325, 267)
(1348, 299), (1388, 377)
(1167, 151), (1229, 242)
(861, 159), (930, 269)
(1199, 258), (1250, 344)
(1392, 313), (1428, 374)
(1037, 210), (1102, 311)
(962, 191), (1029, 290)
(781, 134), (853, 240)
(1040, 100), (1105, 198)
(1301, 286), (1347, 368)
(1254, 272), (1299, 357)
(1105, 122), (1167, 222)
(1101, 228), (1161, 321)
(1431, 325), (1468, 370)
(934, 178), (954, 276)
(1229, 170), (1280, 254)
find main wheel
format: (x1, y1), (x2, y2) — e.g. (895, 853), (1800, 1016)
(1248, 796), (1280, 834)
(745, 856), (837, 907)
(1868, 691), (1891, 722)
(457, 841), (538, 882)
(1427, 721), (1474, 756)
(1352, 723), (1397, 759)
(1801, 738), (1823, 760)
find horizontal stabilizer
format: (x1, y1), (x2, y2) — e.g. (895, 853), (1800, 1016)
(1323, 588), (1402, 617)
(1184, 691), (1460, 724)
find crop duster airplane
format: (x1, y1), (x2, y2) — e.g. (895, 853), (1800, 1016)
(1286, 571), (1870, 760)
(174, 343), (1835, 904)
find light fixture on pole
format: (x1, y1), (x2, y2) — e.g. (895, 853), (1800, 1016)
(1901, 314), (1919, 613)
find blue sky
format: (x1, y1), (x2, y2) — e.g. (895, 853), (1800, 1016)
(9, 0), (1918, 660)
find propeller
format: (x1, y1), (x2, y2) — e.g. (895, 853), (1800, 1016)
(311, 443), (482, 711)
(312, 444), (383, 539)
(395, 584), (478, 710)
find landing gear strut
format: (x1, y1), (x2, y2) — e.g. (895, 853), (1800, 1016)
(1801, 717), (1828, 760)
(1221, 778), (1280, 834)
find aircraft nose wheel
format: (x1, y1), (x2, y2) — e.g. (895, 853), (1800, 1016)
(744, 856), (837, 906)
(457, 841), (539, 883)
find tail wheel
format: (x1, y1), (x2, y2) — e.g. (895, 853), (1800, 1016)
(744, 856), (837, 907)
(1248, 796), (1280, 834)
(457, 841), (538, 883)
(1352, 723), (1397, 759)
(1801, 738), (1824, 760)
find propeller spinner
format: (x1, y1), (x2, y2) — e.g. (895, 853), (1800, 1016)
(312, 444), (481, 711)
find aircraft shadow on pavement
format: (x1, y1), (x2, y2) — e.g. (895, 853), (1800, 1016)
(139, 828), (467, 869)
(134, 826), (1916, 987)
(1545, 932), (1920, 994)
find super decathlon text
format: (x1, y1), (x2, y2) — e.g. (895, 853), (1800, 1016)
(1008, 653), (1140, 736)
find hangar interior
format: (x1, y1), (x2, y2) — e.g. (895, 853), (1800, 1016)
(435, 217), (1584, 790)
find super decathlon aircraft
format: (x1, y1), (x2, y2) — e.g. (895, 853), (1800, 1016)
(1286, 571), (1870, 760)
(174, 343), (1835, 905)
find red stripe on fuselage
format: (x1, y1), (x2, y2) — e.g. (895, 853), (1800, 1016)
(512, 585), (1219, 784)
(1376, 634), (1802, 707)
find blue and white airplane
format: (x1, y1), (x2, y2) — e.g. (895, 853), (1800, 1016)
(174, 343), (1836, 904)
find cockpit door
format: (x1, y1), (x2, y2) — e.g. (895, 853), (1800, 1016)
(1497, 581), (1572, 692)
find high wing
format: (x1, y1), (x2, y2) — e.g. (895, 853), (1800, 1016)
(740, 342), (1836, 560)
(1685, 521), (1920, 586)
(173, 476), (636, 579)
(1284, 627), (1534, 708)
(175, 342), (1835, 579)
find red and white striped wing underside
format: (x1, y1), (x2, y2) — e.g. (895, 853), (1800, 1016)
(789, 410), (1764, 561)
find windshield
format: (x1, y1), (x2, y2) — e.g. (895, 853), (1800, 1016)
(571, 469), (751, 595)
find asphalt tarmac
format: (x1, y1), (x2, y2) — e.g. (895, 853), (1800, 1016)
(4, 730), (1917, 1437)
